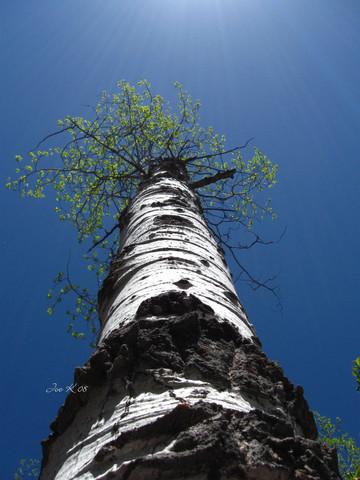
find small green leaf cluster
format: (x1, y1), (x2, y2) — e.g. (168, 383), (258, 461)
(315, 413), (360, 479)
(199, 147), (277, 229)
(13, 458), (40, 480)
(47, 269), (98, 340)
(353, 357), (360, 391)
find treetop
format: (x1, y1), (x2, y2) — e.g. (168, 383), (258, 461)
(7, 80), (278, 340)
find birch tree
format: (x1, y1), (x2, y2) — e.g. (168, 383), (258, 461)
(9, 81), (340, 479)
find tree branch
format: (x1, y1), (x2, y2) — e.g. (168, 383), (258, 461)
(87, 223), (120, 253)
(184, 138), (254, 164)
(190, 168), (236, 190)
(34, 126), (72, 150)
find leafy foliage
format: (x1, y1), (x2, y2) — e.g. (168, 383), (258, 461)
(315, 413), (360, 479)
(8, 80), (277, 339)
(13, 458), (40, 480)
(353, 357), (360, 391)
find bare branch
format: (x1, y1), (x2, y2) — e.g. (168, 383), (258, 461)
(33, 126), (72, 150)
(184, 137), (254, 164)
(190, 168), (236, 190)
(65, 255), (97, 307)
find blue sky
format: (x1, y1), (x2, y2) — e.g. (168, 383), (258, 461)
(1, 0), (360, 477)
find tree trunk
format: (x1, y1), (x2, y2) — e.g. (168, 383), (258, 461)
(40, 159), (340, 480)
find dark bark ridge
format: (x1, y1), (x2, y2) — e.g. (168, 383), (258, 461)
(41, 292), (339, 479)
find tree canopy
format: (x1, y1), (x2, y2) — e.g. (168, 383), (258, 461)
(8, 80), (278, 340)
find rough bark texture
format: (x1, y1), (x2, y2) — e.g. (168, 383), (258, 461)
(40, 159), (340, 479)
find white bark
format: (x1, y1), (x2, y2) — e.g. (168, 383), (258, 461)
(99, 174), (254, 341)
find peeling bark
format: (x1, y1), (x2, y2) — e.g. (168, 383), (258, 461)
(40, 159), (340, 479)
